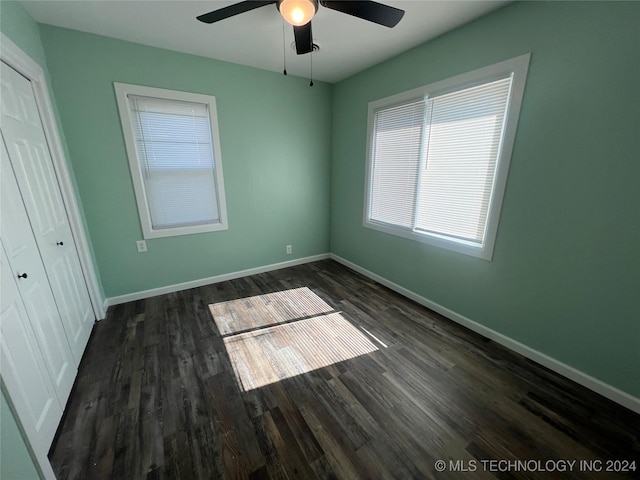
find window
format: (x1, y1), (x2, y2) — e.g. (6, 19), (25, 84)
(114, 83), (228, 239)
(364, 54), (530, 260)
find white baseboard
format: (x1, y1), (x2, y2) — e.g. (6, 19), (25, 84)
(105, 254), (330, 307)
(330, 254), (640, 415)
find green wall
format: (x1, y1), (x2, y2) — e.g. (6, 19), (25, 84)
(1, 389), (40, 479)
(331, 1), (640, 397)
(38, 25), (333, 298)
(1, 1), (105, 300)
(0, 0), (47, 66)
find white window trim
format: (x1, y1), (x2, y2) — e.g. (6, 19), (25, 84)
(363, 54), (531, 260)
(114, 83), (228, 239)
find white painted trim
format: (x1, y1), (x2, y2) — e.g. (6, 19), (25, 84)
(329, 253), (640, 415)
(363, 54), (531, 261)
(1, 382), (56, 480)
(1, 33), (105, 480)
(113, 82), (228, 240)
(105, 254), (330, 307)
(1, 33), (106, 320)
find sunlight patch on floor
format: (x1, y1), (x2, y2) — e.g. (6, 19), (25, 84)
(209, 287), (379, 391)
(209, 286), (335, 335)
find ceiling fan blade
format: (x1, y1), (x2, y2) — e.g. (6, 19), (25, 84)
(197, 1), (276, 24)
(293, 22), (313, 55)
(320, 1), (404, 28)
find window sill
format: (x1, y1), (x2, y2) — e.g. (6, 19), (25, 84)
(363, 219), (493, 261)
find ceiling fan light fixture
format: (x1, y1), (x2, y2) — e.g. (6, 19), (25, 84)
(278, 0), (318, 26)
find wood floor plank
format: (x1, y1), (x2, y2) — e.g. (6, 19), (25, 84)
(263, 407), (317, 480)
(49, 260), (640, 479)
(267, 382), (324, 463)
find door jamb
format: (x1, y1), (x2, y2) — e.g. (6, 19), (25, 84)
(1, 33), (106, 321)
(1, 32), (106, 480)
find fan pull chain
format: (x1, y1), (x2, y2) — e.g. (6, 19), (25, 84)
(309, 49), (314, 87)
(282, 19), (287, 76)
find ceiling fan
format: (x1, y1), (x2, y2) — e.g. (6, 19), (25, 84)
(197, 0), (405, 55)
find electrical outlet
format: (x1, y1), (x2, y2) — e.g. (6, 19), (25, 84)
(286, 244), (292, 255)
(136, 240), (147, 253)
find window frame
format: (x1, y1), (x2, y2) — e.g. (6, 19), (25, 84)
(114, 82), (228, 239)
(363, 54), (530, 260)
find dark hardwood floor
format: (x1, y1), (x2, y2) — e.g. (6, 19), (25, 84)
(49, 260), (640, 479)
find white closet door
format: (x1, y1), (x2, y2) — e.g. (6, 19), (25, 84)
(1, 137), (76, 407)
(0, 245), (64, 457)
(0, 61), (93, 364)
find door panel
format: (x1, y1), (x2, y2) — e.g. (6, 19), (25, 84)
(1, 137), (76, 406)
(1, 61), (93, 363)
(20, 280), (74, 391)
(49, 252), (92, 346)
(1, 247), (63, 457)
(9, 139), (65, 236)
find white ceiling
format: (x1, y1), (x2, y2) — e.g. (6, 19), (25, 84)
(22, 0), (509, 83)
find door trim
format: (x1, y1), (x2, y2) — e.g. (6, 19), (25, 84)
(1, 33), (105, 321)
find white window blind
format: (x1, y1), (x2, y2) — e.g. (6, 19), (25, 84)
(365, 54), (530, 259)
(415, 77), (512, 243)
(129, 95), (220, 230)
(370, 99), (426, 229)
